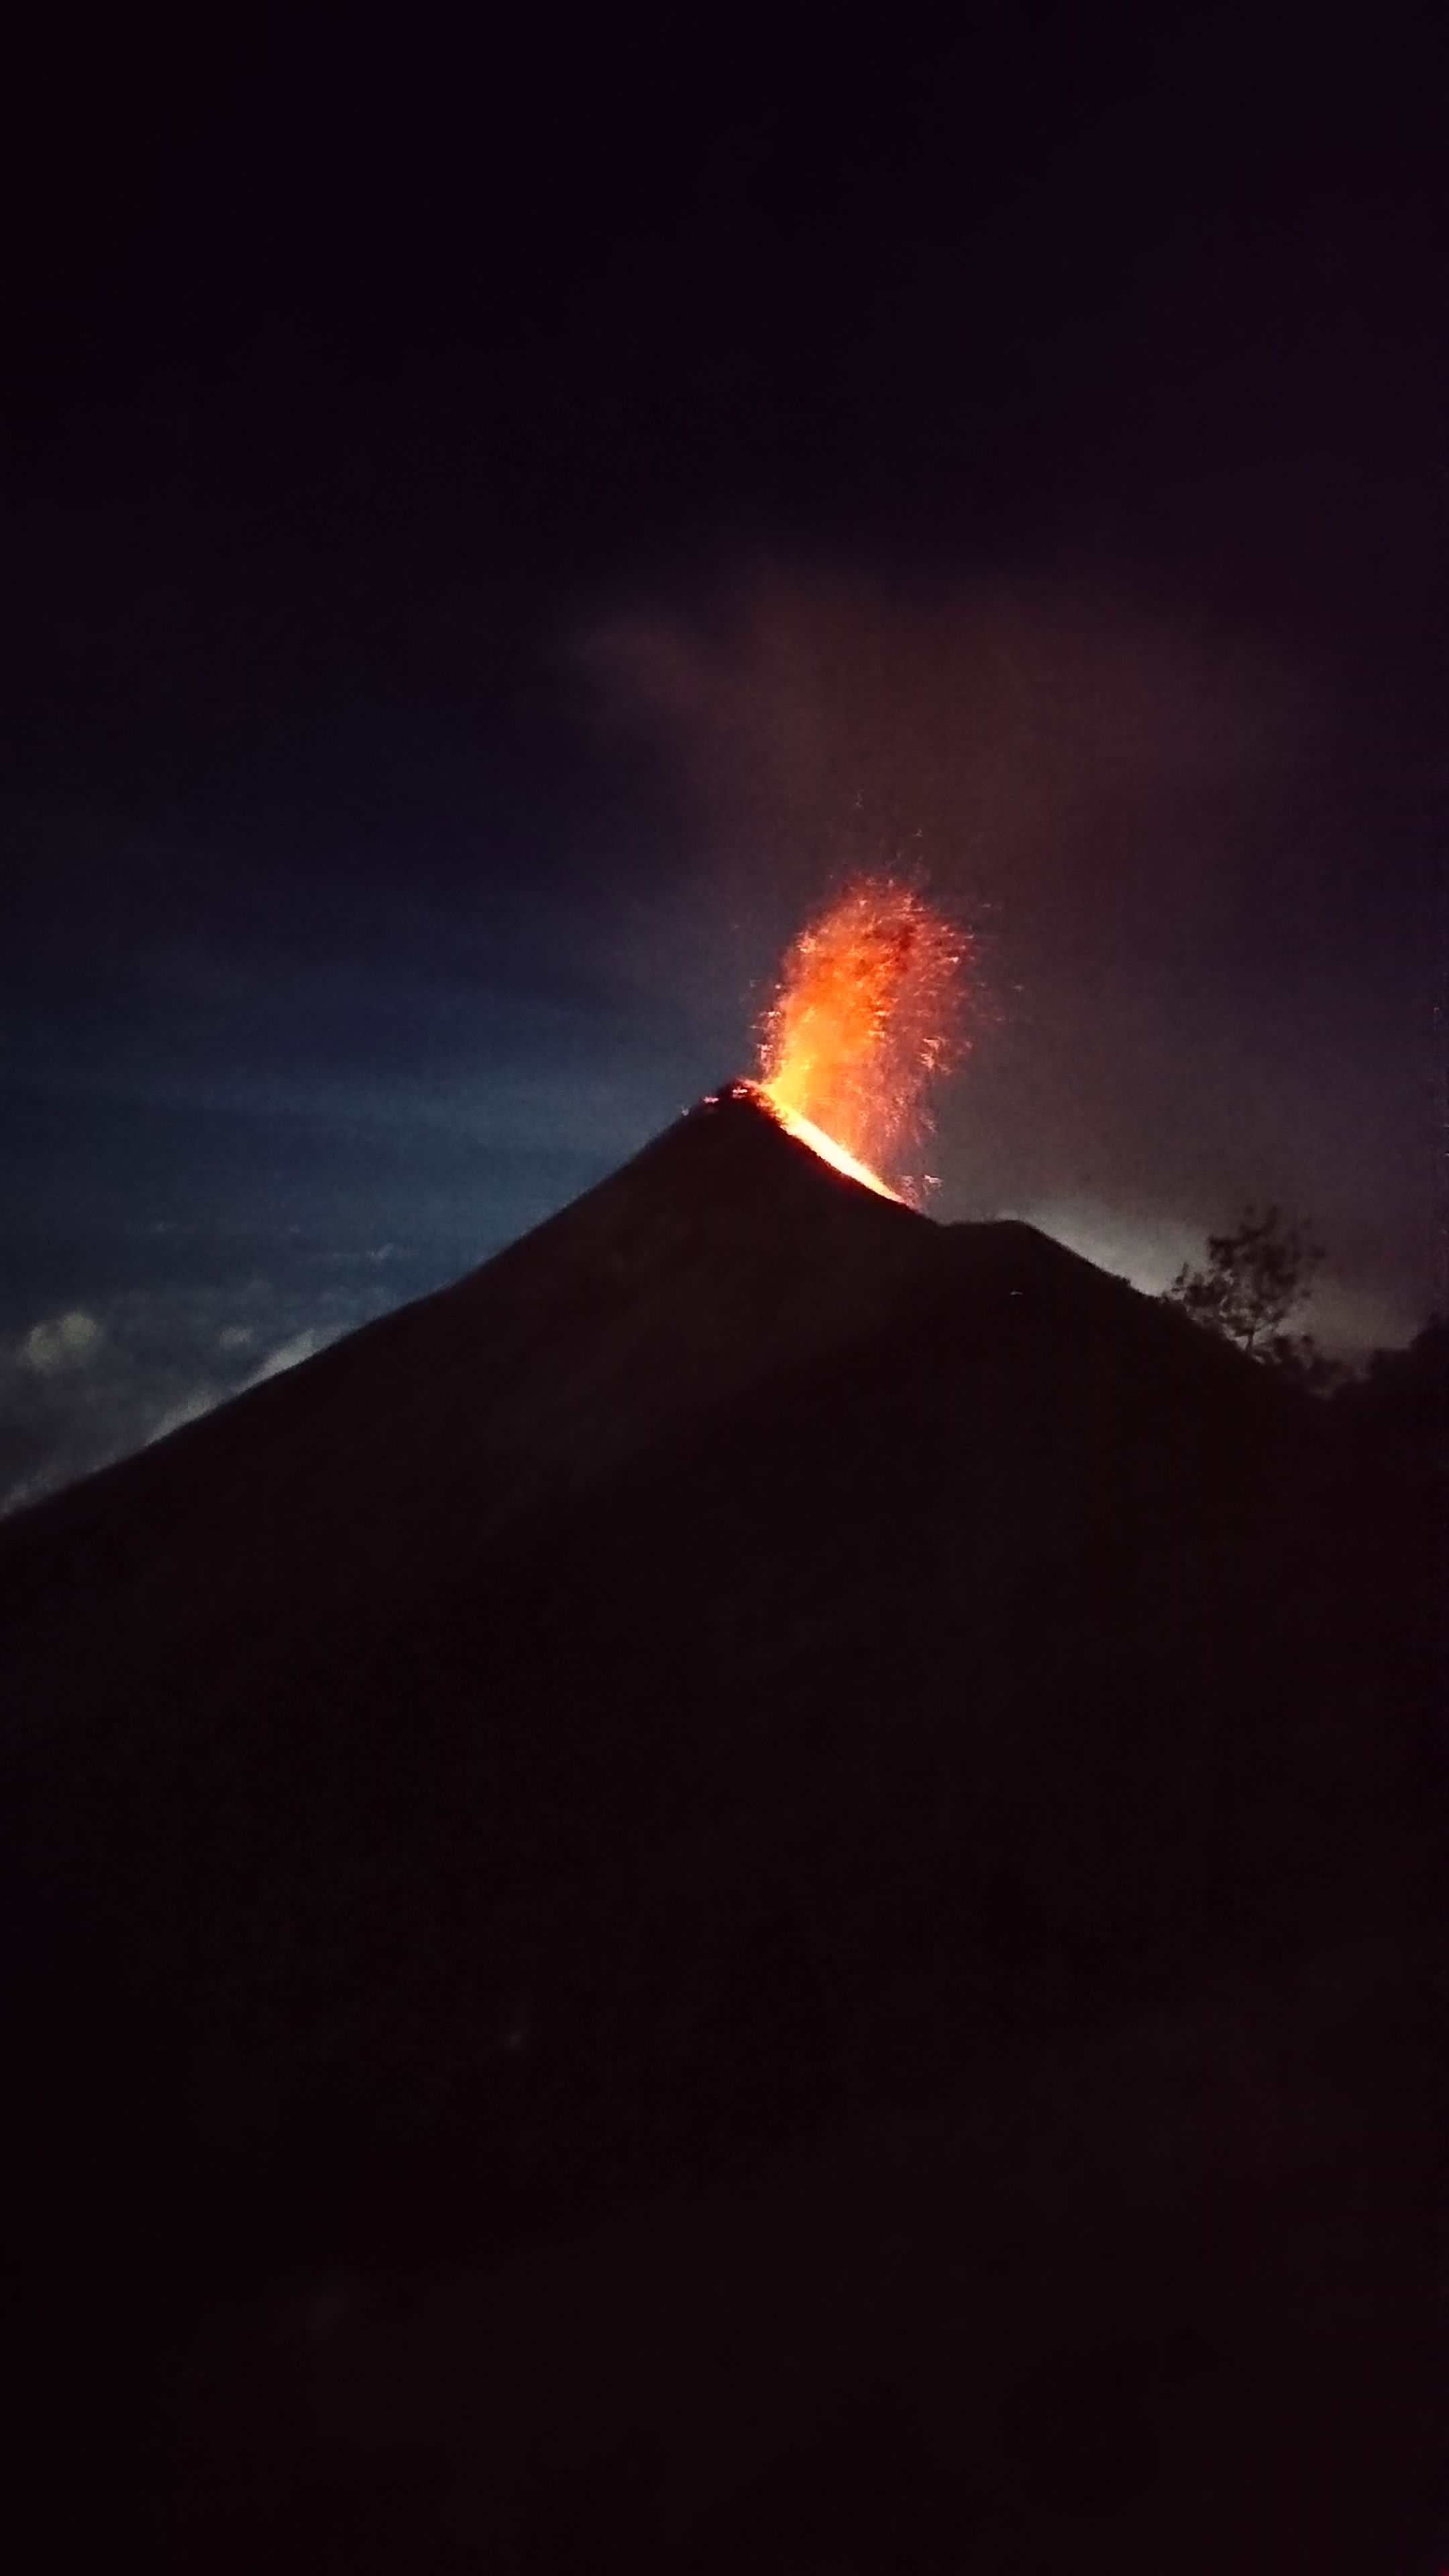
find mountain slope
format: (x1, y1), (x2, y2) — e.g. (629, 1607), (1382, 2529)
(0, 1089), (1428, 2354)
(0, 1088), (930, 1734)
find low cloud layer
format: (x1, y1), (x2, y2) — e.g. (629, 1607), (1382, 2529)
(0, 1287), (354, 1516)
(19, 1309), (107, 1376)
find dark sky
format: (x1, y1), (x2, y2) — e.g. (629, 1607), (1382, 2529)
(1, 13), (1440, 1506)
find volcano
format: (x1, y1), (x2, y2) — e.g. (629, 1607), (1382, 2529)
(2, 1088), (1432, 2570)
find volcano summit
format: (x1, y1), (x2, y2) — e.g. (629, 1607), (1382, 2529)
(2, 1085), (1432, 2571)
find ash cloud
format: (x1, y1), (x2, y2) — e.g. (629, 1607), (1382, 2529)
(576, 557), (1435, 1350)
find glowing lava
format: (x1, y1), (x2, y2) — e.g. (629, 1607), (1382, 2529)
(731, 1084), (907, 1201)
(756, 878), (976, 1203)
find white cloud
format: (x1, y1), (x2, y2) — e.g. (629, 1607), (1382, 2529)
(145, 1387), (221, 1444)
(0, 1278), (388, 1516)
(19, 1309), (105, 1375)
(1023, 1204), (1201, 1297)
(246, 1326), (329, 1385)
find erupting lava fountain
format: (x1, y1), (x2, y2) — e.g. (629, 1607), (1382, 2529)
(747, 878), (979, 1203)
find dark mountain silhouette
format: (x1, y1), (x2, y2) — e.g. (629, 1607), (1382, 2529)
(3, 1088), (1434, 2571)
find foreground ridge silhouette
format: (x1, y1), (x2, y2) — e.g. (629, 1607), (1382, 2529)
(1, 1089), (1434, 2573)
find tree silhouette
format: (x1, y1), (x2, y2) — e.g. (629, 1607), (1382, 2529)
(1163, 1207), (1330, 1378)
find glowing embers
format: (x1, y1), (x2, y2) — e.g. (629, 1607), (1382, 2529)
(756, 878), (976, 1203)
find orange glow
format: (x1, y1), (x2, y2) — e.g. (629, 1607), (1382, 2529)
(733, 1083), (906, 1200)
(756, 878), (975, 1202)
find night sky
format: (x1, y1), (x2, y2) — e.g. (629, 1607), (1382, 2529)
(1, 15), (1439, 1509)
